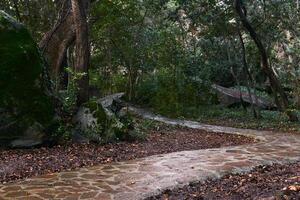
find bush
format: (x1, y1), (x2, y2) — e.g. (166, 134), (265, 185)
(134, 68), (214, 117)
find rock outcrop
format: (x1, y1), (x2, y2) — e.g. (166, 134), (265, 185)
(73, 93), (136, 143)
(212, 84), (276, 109)
(0, 11), (54, 147)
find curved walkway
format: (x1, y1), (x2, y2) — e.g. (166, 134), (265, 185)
(1, 107), (300, 200)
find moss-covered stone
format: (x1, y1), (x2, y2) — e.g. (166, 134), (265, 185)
(84, 100), (107, 124)
(0, 11), (54, 140)
(74, 98), (138, 143)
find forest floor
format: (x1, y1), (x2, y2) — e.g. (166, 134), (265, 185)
(148, 162), (300, 200)
(0, 125), (254, 184)
(1, 107), (300, 200)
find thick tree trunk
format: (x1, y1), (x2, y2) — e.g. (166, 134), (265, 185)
(234, 0), (298, 121)
(39, 0), (75, 79)
(71, 0), (90, 105)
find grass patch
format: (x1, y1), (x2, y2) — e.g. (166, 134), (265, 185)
(159, 105), (300, 133)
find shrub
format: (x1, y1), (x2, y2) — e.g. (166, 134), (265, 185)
(134, 68), (214, 117)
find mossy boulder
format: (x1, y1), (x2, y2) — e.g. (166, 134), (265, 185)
(0, 11), (54, 146)
(73, 93), (139, 143)
(74, 100), (124, 143)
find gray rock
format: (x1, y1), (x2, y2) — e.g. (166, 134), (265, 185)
(74, 107), (99, 131)
(72, 93), (128, 143)
(10, 139), (42, 148)
(212, 84), (275, 109)
(10, 123), (45, 148)
(0, 10), (23, 30)
(118, 107), (129, 118)
(98, 92), (125, 108)
(71, 129), (89, 144)
(73, 105), (106, 143)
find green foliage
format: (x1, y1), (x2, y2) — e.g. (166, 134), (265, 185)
(89, 0), (238, 118)
(189, 105), (300, 133)
(2, 0), (300, 145)
(134, 68), (214, 117)
(104, 111), (148, 142)
(84, 100), (107, 124)
(0, 0), (57, 40)
(114, 112), (145, 141)
(59, 67), (87, 113)
(48, 118), (72, 143)
(89, 69), (127, 96)
(231, 86), (273, 102)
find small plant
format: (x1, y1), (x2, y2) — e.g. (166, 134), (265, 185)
(115, 112), (142, 141)
(48, 118), (72, 144)
(59, 67), (87, 113)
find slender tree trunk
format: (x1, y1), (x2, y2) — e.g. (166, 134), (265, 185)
(108, 40), (112, 94)
(227, 42), (245, 111)
(230, 65), (246, 111)
(234, 0), (298, 121)
(237, 28), (259, 118)
(128, 60), (133, 101)
(71, 0), (90, 105)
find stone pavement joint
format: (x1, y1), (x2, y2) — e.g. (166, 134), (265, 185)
(1, 106), (300, 200)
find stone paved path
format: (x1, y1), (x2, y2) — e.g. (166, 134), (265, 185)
(1, 107), (300, 200)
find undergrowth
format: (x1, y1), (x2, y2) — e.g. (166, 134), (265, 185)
(154, 105), (300, 133)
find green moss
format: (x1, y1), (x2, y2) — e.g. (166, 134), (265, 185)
(0, 11), (54, 130)
(84, 100), (107, 124)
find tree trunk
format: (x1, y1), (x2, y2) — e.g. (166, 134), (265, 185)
(234, 0), (298, 121)
(71, 0), (90, 105)
(39, 0), (75, 80)
(226, 42), (246, 111)
(237, 27), (259, 118)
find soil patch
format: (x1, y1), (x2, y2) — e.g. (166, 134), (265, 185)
(148, 162), (300, 200)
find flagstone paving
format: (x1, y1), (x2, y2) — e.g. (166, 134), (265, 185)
(1, 107), (300, 200)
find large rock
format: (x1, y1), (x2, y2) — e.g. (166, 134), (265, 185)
(73, 93), (134, 143)
(73, 103), (115, 143)
(10, 123), (45, 148)
(212, 84), (276, 109)
(98, 93), (125, 110)
(75, 107), (101, 132)
(0, 11), (54, 147)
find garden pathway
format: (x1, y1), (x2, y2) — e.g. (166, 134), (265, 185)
(1, 107), (300, 200)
